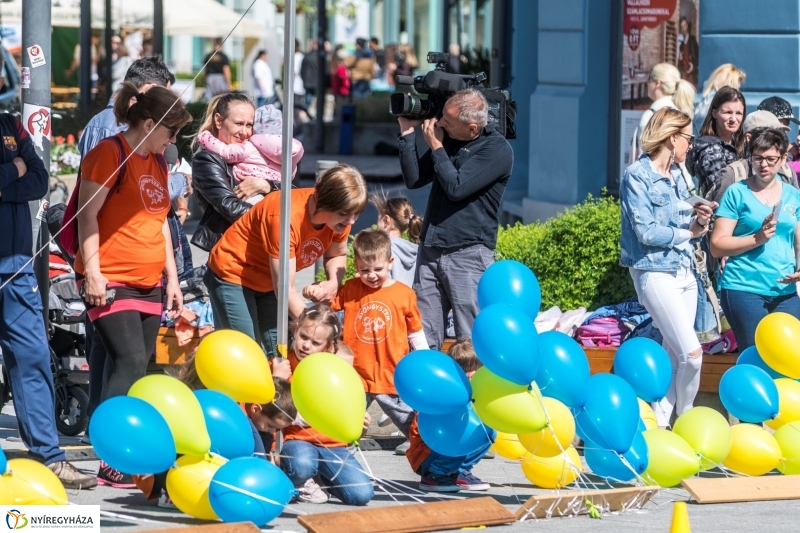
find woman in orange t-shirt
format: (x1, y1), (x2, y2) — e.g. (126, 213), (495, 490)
(205, 164), (367, 358)
(75, 83), (192, 403)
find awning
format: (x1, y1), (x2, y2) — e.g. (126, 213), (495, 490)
(0, 0), (264, 38)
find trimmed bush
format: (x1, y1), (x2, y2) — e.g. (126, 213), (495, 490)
(496, 193), (635, 311)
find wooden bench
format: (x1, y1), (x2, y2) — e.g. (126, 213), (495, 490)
(441, 339), (737, 394)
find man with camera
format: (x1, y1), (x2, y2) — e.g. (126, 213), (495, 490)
(398, 88), (514, 349)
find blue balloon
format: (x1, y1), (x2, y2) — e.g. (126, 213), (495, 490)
(472, 304), (540, 385)
(394, 350), (472, 415)
(418, 405), (496, 457)
(209, 457), (294, 526)
(536, 332), (591, 408)
(477, 260), (542, 320)
(575, 373), (639, 454)
(585, 431), (649, 482)
(719, 364), (779, 423)
(195, 390), (256, 459)
(737, 346), (786, 380)
(0, 447), (6, 474)
(89, 396), (176, 475)
(613, 337), (672, 402)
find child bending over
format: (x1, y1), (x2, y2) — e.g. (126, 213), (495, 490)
(407, 338), (493, 492)
(271, 304), (374, 506)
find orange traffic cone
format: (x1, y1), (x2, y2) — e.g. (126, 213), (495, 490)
(670, 501), (691, 533)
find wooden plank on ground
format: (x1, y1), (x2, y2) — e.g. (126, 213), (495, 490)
(682, 475), (800, 504)
(140, 522), (260, 533)
(515, 486), (658, 520)
(298, 496), (515, 533)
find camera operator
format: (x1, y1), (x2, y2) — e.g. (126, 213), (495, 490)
(398, 88), (513, 350)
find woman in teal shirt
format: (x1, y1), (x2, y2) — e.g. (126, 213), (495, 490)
(710, 128), (800, 350)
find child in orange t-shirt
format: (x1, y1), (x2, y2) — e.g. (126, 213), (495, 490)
(407, 339), (493, 492)
(271, 304), (374, 506)
(331, 229), (428, 438)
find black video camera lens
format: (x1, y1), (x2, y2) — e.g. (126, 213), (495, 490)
(389, 93), (438, 120)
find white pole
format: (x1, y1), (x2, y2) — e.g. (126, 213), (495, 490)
(277, 0), (296, 360)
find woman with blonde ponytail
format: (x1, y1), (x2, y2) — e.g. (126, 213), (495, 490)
(638, 63), (697, 146)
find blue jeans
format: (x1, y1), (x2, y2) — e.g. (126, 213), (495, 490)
(720, 289), (800, 351)
(205, 268), (278, 358)
(280, 440), (374, 506)
(417, 439), (493, 478)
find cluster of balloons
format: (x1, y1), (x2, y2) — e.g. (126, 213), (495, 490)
(393, 261), (800, 491)
(91, 330), (293, 526)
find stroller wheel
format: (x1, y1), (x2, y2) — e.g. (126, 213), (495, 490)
(55, 385), (89, 437)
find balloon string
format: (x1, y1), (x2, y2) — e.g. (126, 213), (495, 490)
(472, 404), (524, 509)
(209, 478), (309, 516)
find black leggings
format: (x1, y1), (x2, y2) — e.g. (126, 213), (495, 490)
(92, 311), (160, 400)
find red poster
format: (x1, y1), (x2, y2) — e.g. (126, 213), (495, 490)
(624, 0), (678, 50)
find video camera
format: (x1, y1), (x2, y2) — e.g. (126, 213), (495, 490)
(389, 52), (516, 139)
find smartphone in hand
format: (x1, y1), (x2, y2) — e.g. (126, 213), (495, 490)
(685, 195), (713, 208)
(772, 201), (783, 223)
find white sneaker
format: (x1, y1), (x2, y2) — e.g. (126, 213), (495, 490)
(297, 478), (328, 504)
(158, 489), (177, 509)
(378, 414), (392, 427)
(80, 434), (91, 445)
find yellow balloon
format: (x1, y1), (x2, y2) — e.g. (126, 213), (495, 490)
(766, 379), (800, 430)
(292, 352), (366, 444)
(520, 446), (582, 489)
(195, 329), (276, 403)
(129, 374), (211, 456)
(5, 459), (68, 505)
(723, 423), (782, 476)
(774, 421), (800, 475)
(0, 477), (13, 505)
(638, 399), (658, 431)
(672, 406), (732, 470)
(755, 312), (800, 379)
(166, 454), (227, 520)
(490, 433), (528, 460)
(518, 397), (576, 458)
(471, 368), (548, 434)
(642, 429), (700, 487)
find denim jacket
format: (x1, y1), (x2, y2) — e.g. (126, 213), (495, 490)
(620, 154), (696, 271)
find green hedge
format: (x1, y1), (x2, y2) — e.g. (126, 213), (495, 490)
(496, 193), (635, 311)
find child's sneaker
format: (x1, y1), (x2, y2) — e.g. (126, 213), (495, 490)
(394, 440), (410, 455)
(378, 414), (393, 427)
(96, 461), (137, 489)
(158, 489), (177, 509)
(297, 478), (328, 504)
(419, 474), (460, 492)
(453, 471), (490, 491)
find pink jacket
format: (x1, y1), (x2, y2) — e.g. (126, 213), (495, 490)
(198, 130), (304, 183)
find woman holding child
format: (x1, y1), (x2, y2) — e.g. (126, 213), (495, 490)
(620, 107), (716, 429)
(205, 163), (368, 357)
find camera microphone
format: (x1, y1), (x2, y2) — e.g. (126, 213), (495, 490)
(394, 75), (415, 86)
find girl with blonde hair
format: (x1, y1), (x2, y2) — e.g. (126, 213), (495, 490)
(638, 63), (696, 146)
(621, 107), (717, 428)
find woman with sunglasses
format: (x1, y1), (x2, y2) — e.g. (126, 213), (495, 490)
(620, 107), (716, 428)
(710, 128), (800, 351)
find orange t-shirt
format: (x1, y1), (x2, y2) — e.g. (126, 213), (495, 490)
(208, 188), (349, 293)
(332, 279), (423, 395)
(282, 350), (348, 448)
(74, 134), (169, 286)
(406, 414), (431, 473)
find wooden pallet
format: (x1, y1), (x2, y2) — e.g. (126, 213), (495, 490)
(515, 486), (658, 520)
(298, 497), (515, 533)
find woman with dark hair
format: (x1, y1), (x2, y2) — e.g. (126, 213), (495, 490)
(620, 107), (715, 428)
(191, 93), (269, 251)
(678, 17), (699, 86)
(76, 82), (193, 486)
(686, 86), (746, 197)
(710, 128), (800, 351)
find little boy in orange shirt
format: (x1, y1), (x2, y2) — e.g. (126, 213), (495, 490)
(331, 229), (428, 437)
(407, 339), (492, 492)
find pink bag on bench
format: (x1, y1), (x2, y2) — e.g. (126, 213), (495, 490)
(575, 317), (630, 347)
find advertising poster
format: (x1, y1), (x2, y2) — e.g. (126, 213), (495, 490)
(620, 0), (700, 173)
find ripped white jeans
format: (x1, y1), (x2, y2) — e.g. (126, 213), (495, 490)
(630, 266), (702, 427)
